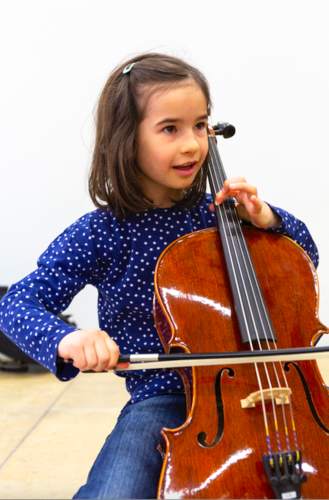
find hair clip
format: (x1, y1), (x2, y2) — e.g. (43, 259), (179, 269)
(122, 62), (138, 74)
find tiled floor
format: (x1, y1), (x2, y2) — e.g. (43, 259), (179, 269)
(1, 358), (329, 499)
(0, 365), (130, 499)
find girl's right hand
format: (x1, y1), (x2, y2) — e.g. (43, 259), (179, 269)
(57, 329), (130, 372)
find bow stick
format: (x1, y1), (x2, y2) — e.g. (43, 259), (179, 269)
(59, 345), (329, 372)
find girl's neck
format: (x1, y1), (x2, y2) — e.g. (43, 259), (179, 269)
(149, 189), (185, 209)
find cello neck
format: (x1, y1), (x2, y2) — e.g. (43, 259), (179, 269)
(207, 132), (276, 346)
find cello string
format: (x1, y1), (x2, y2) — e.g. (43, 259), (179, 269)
(208, 138), (286, 455)
(207, 140), (275, 458)
(209, 137), (273, 343)
(225, 233), (296, 459)
(207, 141), (280, 454)
(208, 138), (276, 356)
(208, 137), (293, 458)
(210, 139), (297, 459)
(208, 135), (298, 460)
(208, 139), (268, 352)
(207, 140), (258, 347)
(207, 149), (276, 461)
(208, 136), (295, 458)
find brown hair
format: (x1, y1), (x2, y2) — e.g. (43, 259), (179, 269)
(89, 53), (212, 219)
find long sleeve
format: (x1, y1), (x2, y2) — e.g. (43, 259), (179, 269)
(0, 213), (101, 379)
(265, 204), (319, 268)
(0, 200), (320, 399)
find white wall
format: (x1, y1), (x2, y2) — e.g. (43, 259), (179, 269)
(1, 0), (328, 342)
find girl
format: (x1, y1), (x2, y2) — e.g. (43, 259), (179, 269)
(0, 53), (319, 499)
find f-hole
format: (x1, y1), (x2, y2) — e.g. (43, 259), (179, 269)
(285, 362), (329, 433)
(197, 367), (235, 448)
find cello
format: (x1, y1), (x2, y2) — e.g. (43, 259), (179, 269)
(151, 123), (329, 499)
(62, 123), (329, 497)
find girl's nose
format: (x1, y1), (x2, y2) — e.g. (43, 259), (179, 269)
(180, 134), (200, 154)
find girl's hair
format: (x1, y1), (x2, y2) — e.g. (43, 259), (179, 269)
(89, 53), (212, 219)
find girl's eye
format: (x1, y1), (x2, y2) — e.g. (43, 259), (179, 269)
(195, 121), (207, 130)
(163, 125), (176, 134)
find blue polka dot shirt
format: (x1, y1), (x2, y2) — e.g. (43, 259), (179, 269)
(0, 195), (319, 402)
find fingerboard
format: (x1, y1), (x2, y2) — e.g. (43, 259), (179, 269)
(207, 134), (276, 345)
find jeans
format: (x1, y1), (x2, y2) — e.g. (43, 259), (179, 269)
(73, 394), (187, 499)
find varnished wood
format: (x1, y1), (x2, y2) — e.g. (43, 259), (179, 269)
(154, 226), (329, 499)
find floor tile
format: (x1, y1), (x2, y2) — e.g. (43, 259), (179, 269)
(0, 365), (129, 499)
(0, 365), (67, 411)
(0, 408), (51, 465)
(0, 407), (124, 499)
(56, 372), (130, 409)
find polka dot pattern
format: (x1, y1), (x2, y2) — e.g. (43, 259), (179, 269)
(264, 203), (319, 268)
(0, 196), (319, 402)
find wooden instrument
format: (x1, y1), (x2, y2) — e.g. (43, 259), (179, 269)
(152, 123), (329, 499)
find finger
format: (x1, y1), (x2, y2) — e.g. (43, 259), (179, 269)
(91, 339), (113, 372)
(78, 330), (104, 370)
(223, 177), (247, 187)
(80, 344), (99, 371)
(98, 335), (130, 372)
(249, 195), (263, 211)
(215, 178), (253, 206)
(215, 188), (241, 206)
(69, 344), (89, 371)
(103, 336), (121, 371)
(236, 196), (263, 222)
(228, 182), (258, 197)
(236, 203), (252, 223)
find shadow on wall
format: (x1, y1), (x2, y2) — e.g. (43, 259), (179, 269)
(0, 286), (77, 373)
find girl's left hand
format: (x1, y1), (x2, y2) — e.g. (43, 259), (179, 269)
(209, 177), (281, 229)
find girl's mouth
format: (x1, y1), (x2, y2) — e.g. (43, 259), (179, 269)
(173, 162), (197, 175)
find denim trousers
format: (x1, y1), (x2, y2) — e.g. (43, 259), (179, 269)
(73, 394), (187, 499)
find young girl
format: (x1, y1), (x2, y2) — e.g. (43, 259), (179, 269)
(0, 53), (319, 499)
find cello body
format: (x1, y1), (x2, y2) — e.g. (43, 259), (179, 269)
(153, 225), (329, 499)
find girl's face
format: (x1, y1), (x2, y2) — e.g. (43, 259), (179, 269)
(137, 82), (209, 208)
